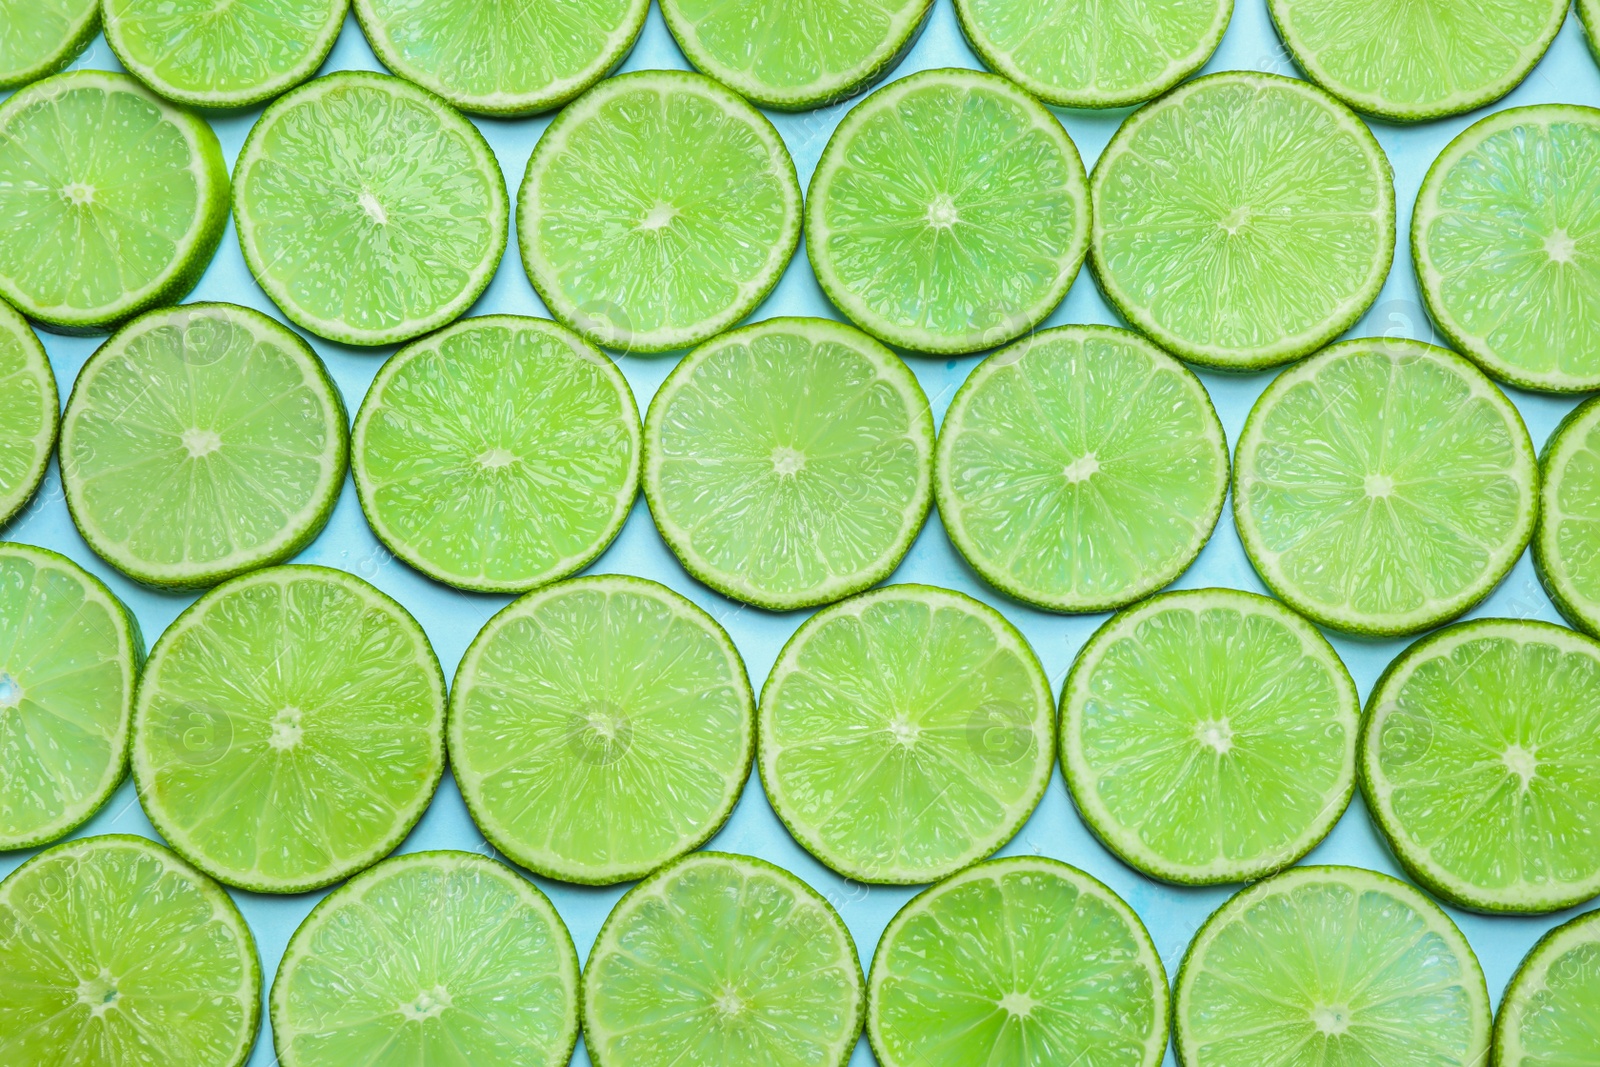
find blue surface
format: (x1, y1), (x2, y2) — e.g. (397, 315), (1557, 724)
(4, 3), (1600, 1064)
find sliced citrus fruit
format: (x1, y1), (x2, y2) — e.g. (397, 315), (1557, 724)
(0, 302), (55, 527)
(0, 0), (97, 89)
(1494, 908), (1600, 1067)
(1536, 397), (1600, 637)
(1585, 0), (1600, 65)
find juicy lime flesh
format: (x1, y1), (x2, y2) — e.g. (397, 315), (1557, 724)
(0, 0), (95, 86)
(0, 310), (54, 523)
(1503, 918), (1600, 1065)
(1542, 406), (1600, 630)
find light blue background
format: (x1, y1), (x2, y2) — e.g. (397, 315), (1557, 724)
(5, 3), (1600, 1064)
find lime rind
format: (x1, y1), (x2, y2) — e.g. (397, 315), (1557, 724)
(1492, 908), (1600, 1067)
(1585, 0), (1600, 66)
(1535, 396), (1600, 638)
(0, 0), (98, 90)
(0, 302), (57, 528)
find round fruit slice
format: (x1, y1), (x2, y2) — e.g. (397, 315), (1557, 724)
(1234, 339), (1537, 637)
(1536, 397), (1600, 637)
(1414, 105), (1600, 393)
(352, 315), (639, 595)
(643, 317), (933, 611)
(0, 834), (260, 1067)
(868, 856), (1168, 1067)
(272, 851), (579, 1067)
(0, 0), (97, 89)
(807, 68), (1089, 355)
(0, 71), (229, 332)
(955, 0), (1231, 108)
(60, 303), (348, 590)
(131, 565), (447, 894)
(1175, 865), (1490, 1067)
(450, 575), (754, 885)
(584, 852), (864, 1067)
(235, 71), (508, 347)
(1585, 0), (1600, 66)
(1091, 71), (1393, 370)
(0, 302), (55, 527)
(935, 325), (1228, 613)
(1494, 908), (1600, 1067)
(518, 70), (800, 353)
(1267, 0), (1566, 122)
(760, 584), (1054, 884)
(0, 544), (139, 850)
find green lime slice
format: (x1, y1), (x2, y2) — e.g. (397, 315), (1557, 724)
(352, 315), (640, 595)
(807, 68), (1090, 356)
(643, 317), (933, 612)
(450, 575), (754, 885)
(0, 303), (56, 527)
(1175, 865), (1490, 1067)
(1585, 0), (1600, 65)
(234, 71), (509, 347)
(1414, 105), (1600, 394)
(0, 71), (229, 333)
(1234, 339), (1537, 637)
(1090, 71), (1393, 370)
(0, 0), (96, 89)
(131, 565), (447, 894)
(954, 0), (1231, 108)
(0, 544), (139, 850)
(0, 834), (260, 1067)
(59, 303), (348, 590)
(1536, 397), (1600, 637)
(583, 851), (864, 1067)
(1494, 909), (1600, 1067)
(271, 850), (579, 1067)
(1362, 619), (1600, 914)
(935, 325), (1228, 613)
(660, 0), (930, 110)
(760, 584), (1054, 884)
(1062, 588), (1358, 885)
(518, 70), (800, 353)
(1267, 0), (1566, 122)
(868, 856), (1168, 1067)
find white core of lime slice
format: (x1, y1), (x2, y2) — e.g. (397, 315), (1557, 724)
(0, 303), (56, 527)
(1494, 909), (1600, 1067)
(352, 315), (640, 595)
(272, 850), (580, 1067)
(644, 316), (933, 611)
(0, 0), (97, 89)
(808, 67), (1089, 356)
(1536, 397), (1600, 637)
(868, 856), (1168, 1067)
(450, 575), (755, 885)
(1233, 339), (1537, 637)
(583, 852), (865, 1067)
(936, 325), (1228, 612)
(0, 834), (261, 1067)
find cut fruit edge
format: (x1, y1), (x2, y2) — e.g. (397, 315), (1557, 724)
(0, 0), (99, 90)
(1492, 907), (1600, 1066)
(1534, 395), (1600, 638)
(0, 303), (58, 528)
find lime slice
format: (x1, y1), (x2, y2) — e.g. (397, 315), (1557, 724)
(0, 544), (139, 850)
(131, 565), (447, 894)
(868, 856), (1168, 1067)
(583, 852), (864, 1067)
(1585, 0), (1600, 65)
(954, 0), (1231, 108)
(234, 71), (509, 347)
(271, 850), (579, 1067)
(0, 834), (260, 1067)
(1363, 619), (1600, 913)
(0, 302), (55, 527)
(1234, 339), (1537, 637)
(1267, 0), (1567, 122)
(450, 575), (754, 885)
(518, 70), (800, 353)
(807, 68), (1090, 356)
(352, 315), (640, 595)
(935, 325), (1228, 613)
(0, 71), (229, 333)
(59, 303), (348, 590)
(660, 0), (930, 110)
(1536, 397), (1600, 637)
(760, 584), (1054, 884)
(0, 0), (96, 89)
(1495, 908), (1600, 1067)
(643, 317), (933, 611)
(1175, 865), (1490, 1067)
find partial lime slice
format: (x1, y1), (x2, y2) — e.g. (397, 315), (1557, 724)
(272, 850), (579, 1067)
(0, 303), (55, 527)
(518, 70), (800, 353)
(954, 0), (1231, 108)
(1234, 339), (1537, 637)
(643, 317), (933, 611)
(0, 71), (229, 333)
(352, 315), (639, 595)
(1267, 0), (1566, 122)
(1176, 865), (1490, 1067)
(1495, 908), (1600, 1067)
(869, 856), (1167, 1067)
(1536, 397), (1600, 637)
(583, 852), (864, 1067)
(234, 71), (508, 347)
(935, 325), (1228, 613)
(760, 584), (1054, 884)
(1585, 0), (1600, 66)
(450, 575), (754, 885)
(807, 68), (1089, 355)
(60, 303), (348, 590)
(0, 0), (96, 89)
(131, 565), (447, 894)
(0, 834), (260, 1067)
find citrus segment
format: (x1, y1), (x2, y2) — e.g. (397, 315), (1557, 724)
(1535, 397), (1600, 637)
(1494, 909), (1600, 1067)
(0, 303), (55, 527)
